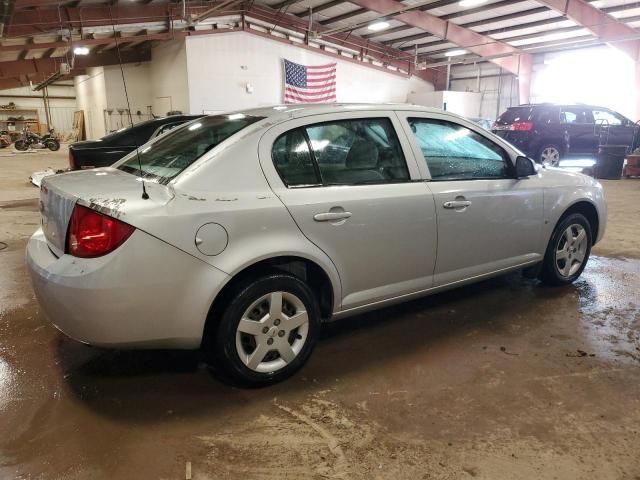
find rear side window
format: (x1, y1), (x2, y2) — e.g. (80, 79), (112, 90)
(561, 107), (593, 124)
(534, 107), (560, 124)
(272, 130), (320, 187)
(117, 114), (263, 184)
(272, 117), (409, 187)
(408, 118), (509, 181)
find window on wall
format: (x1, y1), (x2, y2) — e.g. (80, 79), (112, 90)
(272, 118), (410, 187)
(407, 118), (509, 181)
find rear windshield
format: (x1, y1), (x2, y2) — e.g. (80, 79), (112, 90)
(496, 106), (560, 125)
(117, 115), (263, 184)
(496, 107), (534, 125)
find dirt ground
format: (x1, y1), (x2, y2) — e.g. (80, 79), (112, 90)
(1, 152), (640, 479)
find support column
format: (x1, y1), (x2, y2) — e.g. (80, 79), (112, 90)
(517, 54), (532, 106)
(635, 63), (640, 121)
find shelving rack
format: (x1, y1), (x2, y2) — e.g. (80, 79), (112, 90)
(0, 108), (40, 134)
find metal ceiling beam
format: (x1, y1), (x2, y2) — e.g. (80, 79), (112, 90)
(390, 0), (639, 51)
(295, 0), (344, 18)
(0, 47), (149, 79)
(533, 0), (640, 61)
(360, 0), (459, 38)
(343, 0), (531, 74)
(320, 0), (460, 27)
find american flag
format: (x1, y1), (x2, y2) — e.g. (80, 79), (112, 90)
(283, 59), (337, 104)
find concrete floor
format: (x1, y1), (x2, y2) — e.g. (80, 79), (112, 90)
(1, 150), (640, 479)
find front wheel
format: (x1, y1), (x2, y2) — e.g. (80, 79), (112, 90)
(14, 139), (28, 151)
(207, 272), (321, 386)
(539, 144), (561, 166)
(540, 213), (592, 285)
(45, 139), (60, 151)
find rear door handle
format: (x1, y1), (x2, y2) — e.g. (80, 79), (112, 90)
(443, 200), (472, 209)
(314, 211), (352, 222)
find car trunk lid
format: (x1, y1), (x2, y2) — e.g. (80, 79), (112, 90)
(40, 167), (173, 256)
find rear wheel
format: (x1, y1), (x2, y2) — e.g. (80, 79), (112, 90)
(45, 139), (60, 151)
(14, 140), (28, 151)
(539, 144), (561, 166)
(540, 213), (592, 285)
(207, 272), (321, 386)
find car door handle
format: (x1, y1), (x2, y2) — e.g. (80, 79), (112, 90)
(443, 200), (472, 209)
(314, 211), (352, 222)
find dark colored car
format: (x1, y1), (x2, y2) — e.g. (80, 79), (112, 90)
(68, 115), (203, 170)
(492, 104), (639, 165)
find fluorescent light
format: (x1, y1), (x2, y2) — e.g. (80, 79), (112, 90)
(227, 113), (245, 120)
(444, 49), (467, 57)
(368, 21), (390, 32)
(188, 122), (202, 131)
(73, 46), (90, 55)
(458, 0), (487, 6)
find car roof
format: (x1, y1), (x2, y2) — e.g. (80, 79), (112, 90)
(512, 103), (609, 110)
(222, 103), (467, 127)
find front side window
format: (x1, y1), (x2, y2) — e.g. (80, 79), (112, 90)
(271, 117), (410, 187)
(592, 109), (624, 126)
(408, 118), (509, 181)
(117, 115), (263, 184)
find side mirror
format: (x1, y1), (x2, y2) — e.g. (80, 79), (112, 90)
(515, 156), (536, 178)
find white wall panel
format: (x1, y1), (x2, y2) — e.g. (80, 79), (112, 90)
(185, 31), (434, 114)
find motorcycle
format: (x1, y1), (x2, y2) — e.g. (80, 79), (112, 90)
(14, 127), (60, 152)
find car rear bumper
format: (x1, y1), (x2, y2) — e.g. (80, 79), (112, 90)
(26, 227), (229, 349)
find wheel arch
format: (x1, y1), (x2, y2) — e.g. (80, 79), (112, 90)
(201, 255), (338, 348)
(557, 200), (600, 244)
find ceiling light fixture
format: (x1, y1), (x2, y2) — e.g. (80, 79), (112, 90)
(458, 0), (488, 7)
(368, 21), (390, 32)
(73, 46), (90, 55)
(444, 49), (467, 57)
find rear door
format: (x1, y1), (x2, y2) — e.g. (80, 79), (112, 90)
(560, 106), (597, 154)
(397, 112), (544, 286)
(258, 111), (438, 311)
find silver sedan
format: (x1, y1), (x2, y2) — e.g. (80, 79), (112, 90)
(27, 104), (607, 385)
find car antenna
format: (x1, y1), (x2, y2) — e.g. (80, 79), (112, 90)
(110, 19), (149, 200)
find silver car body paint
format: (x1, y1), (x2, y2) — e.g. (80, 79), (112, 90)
(26, 104), (607, 348)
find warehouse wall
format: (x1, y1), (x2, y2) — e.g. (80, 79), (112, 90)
(149, 40), (190, 116)
(185, 31), (433, 113)
(0, 84), (76, 135)
(449, 63), (519, 121)
(75, 67), (108, 139)
(103, 62), (154, 131)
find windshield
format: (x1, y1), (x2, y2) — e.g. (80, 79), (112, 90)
(117, 115), (263, 184)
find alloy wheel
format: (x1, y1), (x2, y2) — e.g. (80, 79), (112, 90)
(540, 147), (560, 166)
(555, 224), (588, 278)
(235, 291), (309, 373)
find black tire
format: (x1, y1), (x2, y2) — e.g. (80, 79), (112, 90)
(46, 139), (60, 151)
(538, 143), (561, 166)
(540, 212), (592, 286)
(14, 140), (28, 151)
(206, 272), (321, 387)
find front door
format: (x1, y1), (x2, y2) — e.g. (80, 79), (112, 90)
(592, 108), (637, 151)
(397, 114), (544, 286)
(259, 112), (438, 311)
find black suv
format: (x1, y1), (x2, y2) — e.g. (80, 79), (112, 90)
(69, 115), (203, 170)
(492, 104), (638, 165)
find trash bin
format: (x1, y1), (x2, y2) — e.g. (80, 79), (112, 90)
(594, 145), (627, 180)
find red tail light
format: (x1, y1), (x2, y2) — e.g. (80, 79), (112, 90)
(511, 121), (533, 131)
(491, 122), (498, 130)
(68, 150), (76, 170)
(67, 204), (135, 258)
